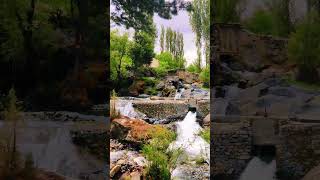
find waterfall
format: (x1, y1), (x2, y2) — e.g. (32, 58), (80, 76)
(239, 157), (277, 180)
(115, 100), (146, 119)
(169, 111), (209, 161)
(14, 121), (104, 179)
(174, 88), (185, 100)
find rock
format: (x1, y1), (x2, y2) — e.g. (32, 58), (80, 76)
(215, 86), (226, 98)
(226, 102), (241, 115)
(110, 118), (155, 143)
(184, 84), (192, 89)
(110, 165), (121, 177)
(120, 171), (142, 180)
(133, 157), (147, 167)
(128, 80), (145, 96)
(162, 85), (176, 97)
(138, 94), (150, 98)
(303, 164), (320, 180)
(156, 81), (165, 90)
(269, 87), (296, 97)
(203, 114), (210, 127)
(177, 70), (199, 84)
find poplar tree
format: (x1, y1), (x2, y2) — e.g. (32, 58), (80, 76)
(160, 25), (165, 52)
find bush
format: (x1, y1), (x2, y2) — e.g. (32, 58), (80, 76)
(154, 52), (184, 77)
(288, 11), (320, 83)
(142, 126), (178, 179)
(244, 10), (276, 35)
(110, 90), (120, 119)
(199, 128), (210, 143)
(186, 62), (201, 73)
(200, 67), (210, 88)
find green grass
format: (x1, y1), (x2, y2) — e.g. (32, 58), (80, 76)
(142, 126), (181, 180)
(199, 128), (210, 143)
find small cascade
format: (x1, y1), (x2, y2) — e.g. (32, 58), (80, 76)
(15, 121), (104, 179)
(169, 111), (209, 161)
(239, 157), (277, 180)
(174, 88), (185, 100)
(115, 100), (146, 119)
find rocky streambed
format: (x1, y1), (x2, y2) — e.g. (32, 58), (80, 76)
(110, 92), (210, 179)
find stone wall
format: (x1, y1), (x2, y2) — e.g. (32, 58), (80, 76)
(211, 115), (320, 180)
(276, 123), (320, 180)
(212, 23), (289, 71)
(211, 117), (252, 178)
(133, 100), (210, 119)
(133, 100), (189, 119)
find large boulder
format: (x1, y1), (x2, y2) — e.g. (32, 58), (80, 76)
(128, 80), (145, 96)
(110, 118), (155, 143)
(303, 164), (320, 180)
(177, 70), (199, 84)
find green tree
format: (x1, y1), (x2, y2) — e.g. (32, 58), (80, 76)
(130, 27), (156, 69)
(110, 30), (133, 88)
(160, 25), (165, 52)
(265, 0), (294, 37)
(189, 0), (210, 68)
(212, 0), (242, 23)
(288, 11), (320, 83)
(245, 10), (276, 35)
(111, 0), (192, 33)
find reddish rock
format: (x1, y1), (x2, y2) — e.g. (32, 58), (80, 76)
(111, 117), (155, 143)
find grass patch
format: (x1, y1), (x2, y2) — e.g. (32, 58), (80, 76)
(110, 90), (120, 119)
(199, 128), (210, 143)
(142, 126), (182, 180)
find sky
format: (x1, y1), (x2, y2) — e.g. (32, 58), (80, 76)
(153, 10), (196, 66)
(110, 0), (197, 66)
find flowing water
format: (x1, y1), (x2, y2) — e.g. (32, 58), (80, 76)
(174, 88), (185, 100)
(0, 117), (106, 180)
(169, 111), (209, 161)
(115, 100), (146, 119)
(239, 157), (277, 180)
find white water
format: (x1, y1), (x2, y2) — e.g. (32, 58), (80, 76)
(174, 88), (185, 100)
(169, 111), (209, 161)
(115, 100), (145, 119)
(0, 120), (106, 180)
(239, 157), (277, 180)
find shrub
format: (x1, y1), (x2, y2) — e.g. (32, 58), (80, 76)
(199, 128), (210, 143)
(154, 52), (184, 77)
(110, 90), (120, 119)
(186, 62), (201, 73)
(142, 126), (178, 179)
(288, 11), (320, 83)
(244, 10), (276, 35)
(200, 67), (210, 88)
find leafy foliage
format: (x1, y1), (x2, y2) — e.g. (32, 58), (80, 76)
(199, 128), (210, 143)
(130, 29), (156, 69)
(110, 30), (133, 83)
(189, 0), (210, 68)
(154, 52), (183, 76)
(288, 11), (320, 82)
(142, 126), (179, 180)
(200, 67), (210, 88)
(212, 0), (242, 23)
(244, 10), (276, 35)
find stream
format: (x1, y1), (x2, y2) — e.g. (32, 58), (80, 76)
(113, 89), (210, 179)
(239, 157), (277, 180)
(0, 113), (107, 180)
